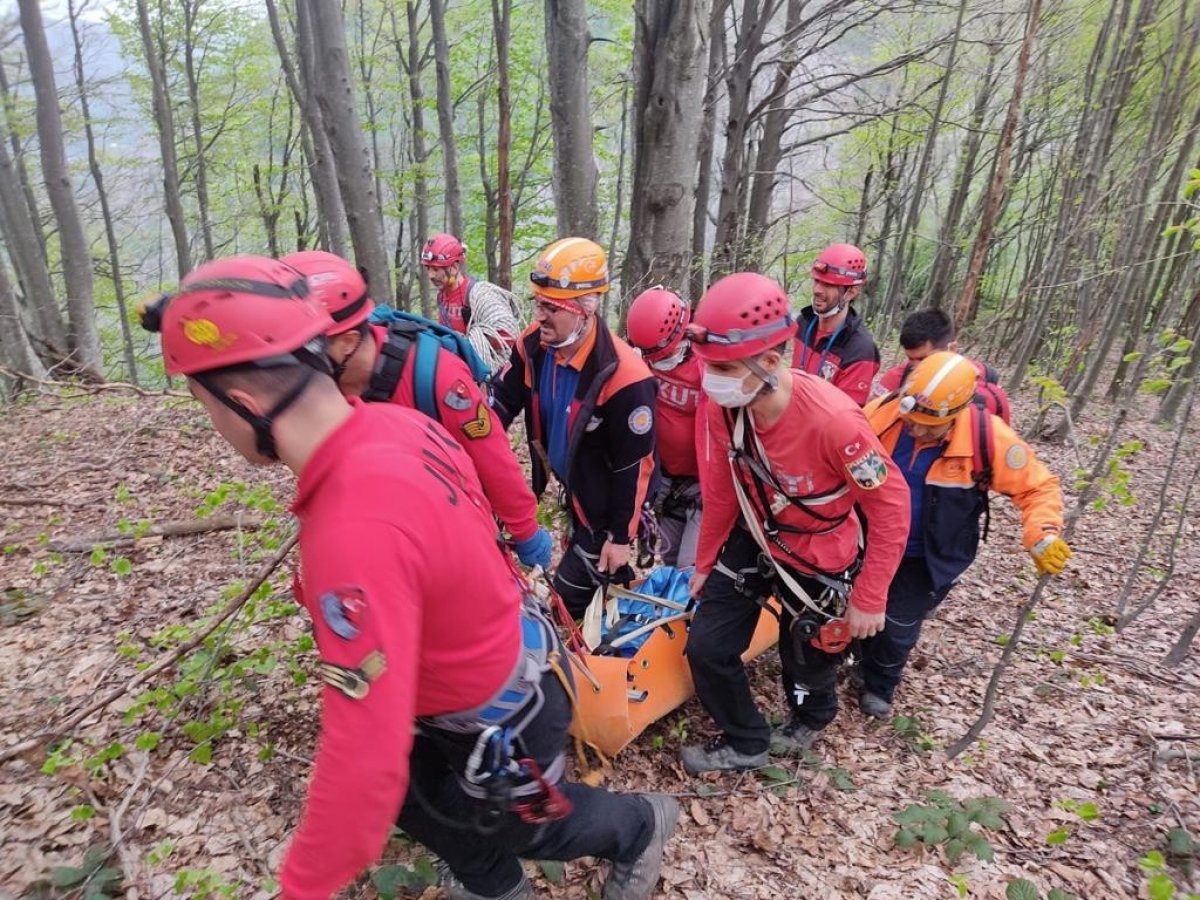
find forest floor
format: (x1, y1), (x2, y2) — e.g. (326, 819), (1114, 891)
(0, 380), (1198, 900)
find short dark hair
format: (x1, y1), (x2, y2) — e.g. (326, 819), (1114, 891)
(899, 309), (954, 350)
(202, 364), (322, 404)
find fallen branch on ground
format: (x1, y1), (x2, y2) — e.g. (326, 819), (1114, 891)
(49, 516), (265, 552)
(0, 530), (297, 766)
(0, 364), (189, 399)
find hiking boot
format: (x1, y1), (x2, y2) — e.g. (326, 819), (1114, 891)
(768, 718), (821, 756)
(859, 690), (892, 720)
(441, 864), (533, 900)
(603, 793), (680, 900)
(679, 737), (768, 775)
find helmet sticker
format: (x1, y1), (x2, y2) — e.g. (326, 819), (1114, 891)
(182, 318), (236, 351)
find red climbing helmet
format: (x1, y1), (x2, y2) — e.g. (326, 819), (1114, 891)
(421, 233), (466, 268)
(811, 244), (867, 287)
(156, 256), (331, 376)
(281, 250), (373, 332)
(688, 273), (797, 363)
(626, 287), (691, 362)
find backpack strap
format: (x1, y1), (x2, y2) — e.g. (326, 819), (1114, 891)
(970, 405), (994, 541)
(364, 321), (443, 423)
(411, 331), (442, 421)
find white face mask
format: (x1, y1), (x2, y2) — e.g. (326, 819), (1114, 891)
(547, 313), (588, 349)
(702, 370), (762, 408)
(650, 343), (688, 372)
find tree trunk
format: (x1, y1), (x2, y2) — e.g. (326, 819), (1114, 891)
(492, 0), (514, 289)
(307, 0), (392, 301)
(881, 0), (968, 320)
(355, 1), (388, 244)
(431, 0), (464, 237)
(136, 0), (192, 280)
(545, 0), (599, 238)
(623, 0), (711, 299)
(0, 246), (47, 387)
(689, 0), (728, 301)
(925, 42), (1001, 309)
(181, 0), (215, 262)
(0, 60), (47, 266)
(68, 0), (139, 384)
(0, 121), (65, 357)
(477, 78), (499, 284)
(397, 2), (432, 315)
(954, 0), (1042, 329)
(18, 0), (102, 375)
(744, 0), (802, 250)
(711, 0), (766, 277)
(269, 0), (347, 255)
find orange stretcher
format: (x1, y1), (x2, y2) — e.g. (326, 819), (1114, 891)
(561, 583), (780, 757)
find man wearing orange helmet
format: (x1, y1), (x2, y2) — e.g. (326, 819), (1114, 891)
(422, 233), (522, 374)
(492, 238), (659, 617)
(859, 351), (1069, 718)
(140, 256), (678, 900)
(794, 243), (880, 405)
(625, 286), (703, 568)
(678, 272), (911, 774)
(282, 250), (552, 573)
(870, 308), (1011, 422)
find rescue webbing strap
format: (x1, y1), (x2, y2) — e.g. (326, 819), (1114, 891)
(727, 409), (851, 622)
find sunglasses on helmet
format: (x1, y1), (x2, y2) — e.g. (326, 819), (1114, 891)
(812, 260), (865, 280)
(529, 270), (608, 292)
(686, 314), (795, 346)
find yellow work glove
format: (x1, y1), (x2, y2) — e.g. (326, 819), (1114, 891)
(1031, 534), (1072, 575)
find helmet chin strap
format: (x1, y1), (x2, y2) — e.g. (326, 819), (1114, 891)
(743, 356), (779, 392)
(548, 312), (589, 349)
(330, 325), (367, 382)
(815, 286), (849, 319)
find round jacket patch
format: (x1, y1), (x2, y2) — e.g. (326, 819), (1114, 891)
(1005, 444), (1028, 470)
(628, 405), (654, 435)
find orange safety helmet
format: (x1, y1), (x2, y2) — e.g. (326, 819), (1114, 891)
(529, 237), (609, 306)
(899, 351), (979, 425)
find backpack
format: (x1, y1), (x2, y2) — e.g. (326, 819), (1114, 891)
(364, 306), (492, 421)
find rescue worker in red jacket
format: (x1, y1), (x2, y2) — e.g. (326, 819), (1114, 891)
(141, 256), (678, 900)
(492, 238), (659, 618)
(679, 273), (911, 774)
(625, 287), (703, 569)
(282, 250), (552, 573)
(859, 352), (1070, 717)
(793, 243), (880, 405)
(422, 233), (522, 375)
(871, 307), (1011, 422)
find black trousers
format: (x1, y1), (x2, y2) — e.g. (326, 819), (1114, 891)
(397, 670), (654, 896)
(686, 528), (847, 754)
(860, 556), (953, 704)
(552, 516), (635, 619)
